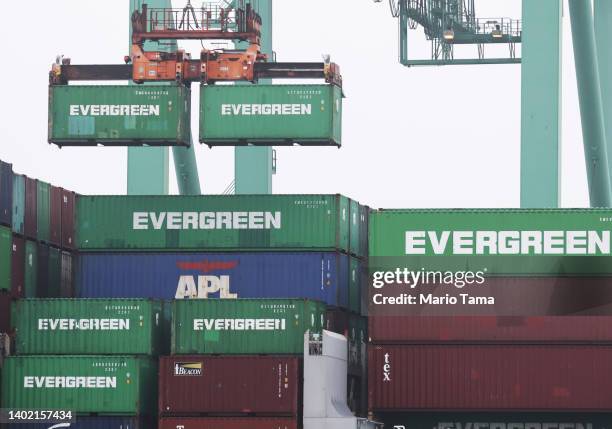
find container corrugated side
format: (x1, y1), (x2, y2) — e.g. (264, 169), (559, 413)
(77, 251), (351, 310)
(159, 355), (300, 415)
(11, 235), (24, 297)
(14, 299), (163, 355)
(48, 84), (191, 146)
(36, 182), (50, 243)
(0, 161), (12, 227)
(24, 240), (37, 298)
(24, 177), (36, 240)
(9, 416), (153, 429)
(368, 344), (612, 411)
(0, 292), (11, 333)
(11, 173), (24, 235)
(172, 299), (325, 354)
(49, 185), (62, 247)
(1, 355), (157, 414)
(0, 226), (11, 292)
(159, 417), (298, 429)
(47, 247), (61, 298)
(60, 188), (75, 249)
(35, 243), (48, 297)
(199, 84), (341, 146)
(76, 194), (354, 255)
(60, 251), (73, 298)
(369, 208), (612, 275)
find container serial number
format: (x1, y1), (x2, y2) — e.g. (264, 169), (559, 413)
(2, 409), (74, 423)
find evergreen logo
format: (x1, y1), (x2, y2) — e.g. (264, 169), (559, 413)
(174, 362), (203, 376)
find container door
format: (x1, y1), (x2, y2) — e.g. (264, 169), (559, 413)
(48, 247), (61, 298)
(61, 189), (75, 249)
(11, 235), (24, 297)
(36, 243), (49, 297)
(11, 174), (25, 235)
(60, 251), (73, 298)
(24, 240), (37, 298)
(24, 177), (37, 240)
(0, 161), (13, 227)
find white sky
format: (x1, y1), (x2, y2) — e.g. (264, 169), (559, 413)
(0, 1), (591, 208)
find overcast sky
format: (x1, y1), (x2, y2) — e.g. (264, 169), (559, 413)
(0, 1), (592, 208)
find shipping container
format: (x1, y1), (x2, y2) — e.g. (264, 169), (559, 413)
(348, 374), (367, 418)
(159, 417), (298, 429)
(76, 194), (361, 256)
(35, 243), (48, 297)
(11, 235), (24, 297)
(2, 355), (157, 414)
(36, 181), (50, 243)
(60, 251), (73, 298)
(77, 251), (351, 310)
(49, 185), (62, 247)
(14, 299), (163, 355)
(24, 240), (37, 298)
(199, 84), (342, 146)
(61, 188), (75, 249)
(0, 292), (11, 333)
(368, 344), (612, 411)
(172, 299), (325, 355)
(159, 355), (300, 415)
(359, 205), (370, 261)
(11, 173), (24, 235)
(24, 176), (36, 240)
(47, 247), (61, 298)
(48, 84), (191, 146)
(0, 226), (11, 292)
(9, 416), (153, 429)
(325, 309), (367, 376)
(376, 412), (612, 429)
(349, 257), (362, 314)
(0, 161), (12, 227)
(370, 209), (612, 275)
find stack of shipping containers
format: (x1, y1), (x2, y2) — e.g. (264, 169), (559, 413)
(367, 209), (612, 427)
(2, 298), (162, 427)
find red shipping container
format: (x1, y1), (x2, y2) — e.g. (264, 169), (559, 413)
(10, 235), (24, 298)
(60, 188), (75, 250)
(23, 177), (36, 240)
(0, 291), (11, 333)
(159, 417), (298, 429)
(159, 355), (300, 415)
(369, 315), (612, 343)
(49, 185), (62, 247)
(368, 344), (612, 411)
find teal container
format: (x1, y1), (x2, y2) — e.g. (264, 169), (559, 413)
(24, 240), (37, 298)
(36, 181), (50, 243)
(11, 174), (24, 235)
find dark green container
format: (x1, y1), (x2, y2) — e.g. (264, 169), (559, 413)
(0, 226), (10, 292)
(370, 209), (612, 275)
(48, 84), (191, 147)
(36, 181), (50, 243)
(24, 240), (37, 298)
(1, 355), (157, 414)
(200, 84), (342, 146)
(76, 194), (361, 256)
(171, 299), (326, 355)
(48, 247), (61, 298)
(14, 299), (163, 355)
(12, 174), (24, 235)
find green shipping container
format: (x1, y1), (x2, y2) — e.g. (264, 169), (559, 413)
(24, 240), (37, 298)
(1, 355), (157, 415)
(48, 247), (61, 298)
(199, 84), (342, 146)
(370, 209), (612, 275)
(12, 174), (25, 235)
(36, 181), (50, 243)
(48, 84), (191, 147)
(14, 299), (163, 355)
(172, 299), (326, 355)
(76, 194), (361, 255)
(0, 226), (10, 292)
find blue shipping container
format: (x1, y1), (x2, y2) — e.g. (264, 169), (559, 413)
(77, 252), (353, 310)
(0, 161), (12, 227)
(11, 174), (24, 235)
(9, 416), (151, 429)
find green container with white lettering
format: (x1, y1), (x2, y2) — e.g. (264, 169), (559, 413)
(199, 84), (342, 146)
(1, 355), (157, 414)
(48, 84), (191, 147)
(171, 299), (326, 355)
(13, 299), (164, 355)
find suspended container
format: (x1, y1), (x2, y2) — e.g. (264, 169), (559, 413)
(11, 173), (24, 235)
(76, 194), (364, 256)
(0, 161), (12, 227)
(24, 240), (37, 298)
(77, 251), (352, 311)
(49, 185), (62, 247)
(60, 188), (75, 249)
(11, 235), (24, 297)
(199, 84), (342, 147)
(24, 177), (37, 240)
(1, 355), (157, 415)
(171, 298), (326, 355)
(14, 299), (163, 355)
(0, 226), (11, 292)
(159, 355), (300, 415)
(159, 417), (298, 429)
(36, 181), (50, 243)
(48, 84), (191, 147)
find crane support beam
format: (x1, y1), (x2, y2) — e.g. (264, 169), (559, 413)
(520, 0), (562, 208)
(569, 0), (612, 207)
(594, 0), (612, 195)
(403, 58), (520, 66)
